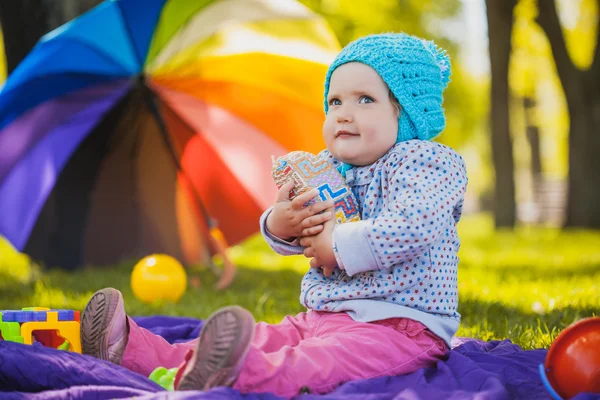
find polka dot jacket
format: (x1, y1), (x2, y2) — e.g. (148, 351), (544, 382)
(260, 140), (468, 345)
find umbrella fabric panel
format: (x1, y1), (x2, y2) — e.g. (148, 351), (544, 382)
(0, 75), (127, 132)
(149, 18), (337, 75)
(131, 100), (188, 264)
(175, 173), (213, 265)
(81, 93), (185, 267)
(0, 0), (340, 269)
(143, 90), (215, 264)
(22, 88), (208, 270)
(154, 84), (285, 211)
(3, 40), (132, 90)
(152, 77), (326, 154)
(179, 134), (265, 247)
(40, 1), (141, 74)
(116, 0), (167, 64)
(161, 105), (264, 247)
(153, 18), (337, 70)
(151, 97), (215, 264)
(0, 0), (142, 130)
(144, 0), (214, 67)
(0, 80), (132, 185)
(154, 53), (330, 110)
(145, 0), (324, 71)
(0, 83), (130, 252)
(80, 132), (141, 267)
(21, 90), (137, 269)
(3, 1), (139, 96)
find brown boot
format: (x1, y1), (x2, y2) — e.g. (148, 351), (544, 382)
(80, 288), (129, 365)
(176, 306), (255, 391)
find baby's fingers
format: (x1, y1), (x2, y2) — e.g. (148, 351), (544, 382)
(303, 247), (315, 258)
(275, 182), (296, 202)
(301, 224), (324, 237)
(309, 257), (321, 269)
(291, 189), (320, 210)
(299, 199), (334, 221)
(301, 211), (332, 229)
(322, 265), (335, 278)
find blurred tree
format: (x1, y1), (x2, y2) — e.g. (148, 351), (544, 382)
(535, 0), (600, 228)
(485, 0), (518, 227)
(511, 0), (558, 225)
(299, 0), (460, 47)
(523, 97), (542, 181)
(511, 0), (598, 226)
(0, 0), (101, 75)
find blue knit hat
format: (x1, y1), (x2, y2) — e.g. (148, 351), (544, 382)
(324, 33), (451, 144)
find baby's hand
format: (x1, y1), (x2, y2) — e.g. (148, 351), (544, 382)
(301, 217), (337, 277)
(266, 182), (334, 241)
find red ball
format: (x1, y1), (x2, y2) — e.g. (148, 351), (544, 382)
(545, 317), (600, 399)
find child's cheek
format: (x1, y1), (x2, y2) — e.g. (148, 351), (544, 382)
(323, 118), (336, 141)
(365, 119), (396, 142)
(360, 124), (378, 139)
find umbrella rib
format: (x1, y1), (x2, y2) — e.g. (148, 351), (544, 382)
(50, 36), (137, 75)
(147, 90), (267, 225)
(140, 85), (215, 228)
(146, 6), (207, 69)
(115, 2), (144, 69)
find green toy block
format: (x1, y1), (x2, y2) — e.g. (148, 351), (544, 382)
(149, 366), (179, 391)
(0, 314), (24, 344)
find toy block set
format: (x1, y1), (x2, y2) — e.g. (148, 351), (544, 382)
(0, 307), (81, 353)
(271, 151), (361, 224)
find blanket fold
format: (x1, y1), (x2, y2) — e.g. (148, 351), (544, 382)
(0, 316), (597, 400)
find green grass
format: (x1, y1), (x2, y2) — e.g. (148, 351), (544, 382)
(1, 213), (598, 350)
(454, 214), (599, 349)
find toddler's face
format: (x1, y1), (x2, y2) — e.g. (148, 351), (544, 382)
(323, 62), (399, 166)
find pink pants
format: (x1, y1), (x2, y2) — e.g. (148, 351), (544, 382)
(122, 311), (448, 398)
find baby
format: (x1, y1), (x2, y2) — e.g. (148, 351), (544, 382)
(80, 32), (468, 398)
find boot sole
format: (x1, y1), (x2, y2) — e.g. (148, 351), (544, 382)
(80, 288), (123, 361)
(178, 306), (255, 390)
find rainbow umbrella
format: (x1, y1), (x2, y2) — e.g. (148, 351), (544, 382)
(0, 0), (340, 276)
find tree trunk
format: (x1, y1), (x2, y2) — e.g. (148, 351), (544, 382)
(0, 0), (101, 75)
(524, 96), (547, 223)
(523, 96), (542, 182)
(485, 0), (518, 227)
(537, 0), (600, 228)
(565, 99), (600, 227)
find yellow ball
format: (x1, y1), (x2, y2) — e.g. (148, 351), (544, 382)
(131, 254), (187, 304)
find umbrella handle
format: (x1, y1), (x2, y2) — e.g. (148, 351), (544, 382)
(209, 226), (236, 290)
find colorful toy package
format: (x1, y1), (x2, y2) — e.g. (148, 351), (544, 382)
(271, 151), (360, 223)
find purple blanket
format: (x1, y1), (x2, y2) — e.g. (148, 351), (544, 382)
(0, 316), (597, 400)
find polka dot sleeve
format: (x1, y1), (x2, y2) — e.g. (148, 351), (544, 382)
(333, 143), (468, 275)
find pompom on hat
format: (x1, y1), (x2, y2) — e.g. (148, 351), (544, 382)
(323, 33), (451, 143)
